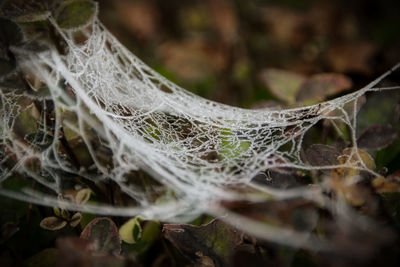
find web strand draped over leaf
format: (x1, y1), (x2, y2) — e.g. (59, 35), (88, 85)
(1, 11), (400, 251)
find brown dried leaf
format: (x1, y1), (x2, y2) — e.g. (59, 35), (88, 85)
(373, 171), (400, 193)
(342, 148), (376, 171)
(40, 216), (67, 231)
(305, 144), (341, 167)
(296, 73), (352, 103)
(114, 0), (159, 41)
(221, 199), (318, 231)
(327, 42), (376, 74)
(69, 212), (82, 227)
(75, 188), (91, 204)
(372, 176), (400, 194)
(357, 125), (399, 151)
(259, 69), (306, 104)
(80, 217), (121, 256)
(163, 219), (244, 266)
(261, 7), (307, 46)
(252, 168), (306, 189)
(56, 237), (125, 267)
(331, 148), (376, 206)
(206, 0), (238, 43)
(158, 40), (227, 81)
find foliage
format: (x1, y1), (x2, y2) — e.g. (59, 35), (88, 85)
(1, 0), (400, 266)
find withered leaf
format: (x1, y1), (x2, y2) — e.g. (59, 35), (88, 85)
(80, 217), (121, 256)
(259, 68), (306, 104)
(163, 219), (244, 266)
(69, 212), (82, 227)
(40, 216), (67, 231)
(207, 0), (238, 43)
(357, 125), (399, 151)
(305, 144), (340, 167)
(158, 40), (227, 81)
(56, 237), (125, 267)
(296, 73), (352, 103)
(327, 42), (376, 75)
(252, 168), (306, 189)
(114, 0), (159, 41)
(75, 188), (91, 204)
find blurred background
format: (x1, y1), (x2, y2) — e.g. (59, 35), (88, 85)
(96, 0), (400, 108)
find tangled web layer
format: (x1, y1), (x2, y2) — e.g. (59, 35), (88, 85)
(1, 16), (399, 250)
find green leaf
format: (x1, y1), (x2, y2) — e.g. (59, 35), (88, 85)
(119, 217), (143, 244)
(123, 220), (160, 254)
(219, 129), (250, 159)
(55, 0), (98, 30)
(80, 217), (121, 255)
(40, 216), (67, 231)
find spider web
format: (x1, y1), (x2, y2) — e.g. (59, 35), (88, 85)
(1, 15), (399, 249)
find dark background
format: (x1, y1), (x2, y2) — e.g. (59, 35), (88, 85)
(97, 0), (400, 107)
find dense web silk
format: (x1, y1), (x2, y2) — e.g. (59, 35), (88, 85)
(1, 16), (399, 249)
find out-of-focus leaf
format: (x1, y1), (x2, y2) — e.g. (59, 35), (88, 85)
(252, 168), (306, 189)
(296, 73), (352, 104)
(357, 125), (399, 151)
(69, 212), (82, 227)
(305, 144), (340, 167)
(331, 148), (376, 206)
(259, 68), (306, 104)
(40, 216), (67, 231)
(261, 7), (307, 46)
(207, 0), (238, 43)
(114, 0), (159, 41)
(24, 131), (53, 149)
(356, 90), (400, 134)
(158, 40), (227, 81)
(25, 248), (59, 267)
(342, 148), (376, 171)
(15, 11), (50, 23)
(75, 188), (91, 204)
(327, 42), (376, 74)
(119, 217), (142, 244)
(373, 171), (400, 194)
(17, 19), (49, 42)
(124, 220), (160, 254)
(220, 140), (250, 159)
(372, 176), (400, 194)
(221, 199), (318, 232)
(0, 222), (19, 244)
(56, 237), (125, 267)
(80, 217), (121, 255)
(55, 0), (98, 30)
(53, 207), (61, 217)
(163, 219), (244, 265)
(60, 209), (70, 220)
